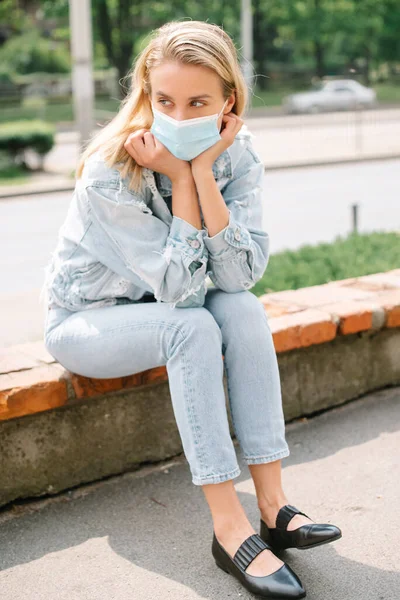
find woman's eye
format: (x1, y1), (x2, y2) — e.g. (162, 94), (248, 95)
(158, 100), (204, 108)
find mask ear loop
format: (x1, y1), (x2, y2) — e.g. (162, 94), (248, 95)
(218, 99), (229, 134)
(219, 99), (229, 117)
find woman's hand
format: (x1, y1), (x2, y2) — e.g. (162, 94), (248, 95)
(190, 112), (244, 174)
(124, 129), (191, 182)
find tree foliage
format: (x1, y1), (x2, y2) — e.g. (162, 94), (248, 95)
(2, 0), (398, 90)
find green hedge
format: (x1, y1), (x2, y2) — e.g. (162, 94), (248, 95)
(0, 31), (70, 75)
(0, 120), (55, 163)
(253, 231), (400, 296)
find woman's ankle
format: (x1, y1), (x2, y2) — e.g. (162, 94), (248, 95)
(258, 493), (288, 514)
(213, 516), (254, 540)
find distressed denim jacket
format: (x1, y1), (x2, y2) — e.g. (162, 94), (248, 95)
(41, 125), (270, 311)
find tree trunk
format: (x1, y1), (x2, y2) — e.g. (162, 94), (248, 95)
(313, 0), (325, 79)
(96, 0), (134, 100)
(116, 0), (134, 99)
(364, 45), (371, 87)
(314, 40), (325, 79)
(96, 0), (115, 66)
(253, 0), (271, 90)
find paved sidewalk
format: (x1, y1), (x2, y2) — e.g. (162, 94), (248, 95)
(0, 385), (398, 599)
(0, 172), (74, 199)
(1, 107), (399, 199)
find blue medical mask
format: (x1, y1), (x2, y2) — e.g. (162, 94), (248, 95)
(150, 99), (229, 161)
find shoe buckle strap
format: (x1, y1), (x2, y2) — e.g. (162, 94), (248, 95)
(276, 504), (309, 530)
(233, 534), (271, 572)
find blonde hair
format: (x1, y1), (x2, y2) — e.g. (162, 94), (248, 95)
(75, 20), (249, 193)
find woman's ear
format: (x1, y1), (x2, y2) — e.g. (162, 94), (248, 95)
(226, 91), (236, 113)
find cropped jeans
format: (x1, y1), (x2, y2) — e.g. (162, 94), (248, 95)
(44, 288), (290, 486)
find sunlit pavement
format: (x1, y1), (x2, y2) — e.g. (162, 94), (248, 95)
(0, 385), (398, 599)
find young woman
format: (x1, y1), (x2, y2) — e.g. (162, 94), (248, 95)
(42, 20), (341, 599)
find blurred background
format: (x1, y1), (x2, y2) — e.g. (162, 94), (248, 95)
(0, 0), (399, 346)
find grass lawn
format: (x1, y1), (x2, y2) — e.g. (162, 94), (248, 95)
(0, 164), (30, 186)
(374, 83), (400, 103)
(250, 88), (290, 108)
(252, 230), (400, 296)
(0, 97), (121, 125)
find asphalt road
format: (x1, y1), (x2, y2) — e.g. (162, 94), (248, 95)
(0, 384), (398, 599)
(1, 159), (399, 347)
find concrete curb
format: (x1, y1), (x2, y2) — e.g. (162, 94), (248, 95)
(1, 153), (399, 200)
(263, 153), (400, 172)
(0, 178), (75, 200)
(0, 270), (399, 507)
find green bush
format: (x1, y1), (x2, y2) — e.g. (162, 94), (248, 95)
(0, 31), (70, 75)
(253, 231), (400, 296)
(0, 120), (55, 168)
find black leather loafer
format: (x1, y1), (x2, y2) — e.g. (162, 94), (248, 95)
(212, 531), (306, 599)
(260, 504), (342, 551)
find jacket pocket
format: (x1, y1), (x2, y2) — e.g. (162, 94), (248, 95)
(75, 262), (113, 298)
(51, 262), (118, 311)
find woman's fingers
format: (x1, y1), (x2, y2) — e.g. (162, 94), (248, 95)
(223, 113), (243, 131)
(143, 131), (156, 149)
(124, 134), (138, 154)
(125, 128), (149, 148)
(125, 131), (145, 159)
(124, 141), (138, 160)
(234, 119), (244, 136)
(221, 113), (243, 140)
(124, 128), (158, 167)
(231, 114), (244, 133)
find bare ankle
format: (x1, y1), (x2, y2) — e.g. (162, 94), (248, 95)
(213, 516), (254, 539)
(258, 495), (288, 513)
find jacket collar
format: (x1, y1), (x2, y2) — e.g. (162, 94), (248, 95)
(153, 148), (233, 197)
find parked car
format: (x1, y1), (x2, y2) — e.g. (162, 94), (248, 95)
(282, 79), (377, 114)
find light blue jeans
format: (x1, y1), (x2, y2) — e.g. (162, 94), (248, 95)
(44, 288), (290, 486)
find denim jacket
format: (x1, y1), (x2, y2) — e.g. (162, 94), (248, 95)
(41, 125), (270, 311)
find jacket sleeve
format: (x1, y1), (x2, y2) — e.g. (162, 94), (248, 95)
(202, 144), (270, 293)
(82, 181), (209, 309)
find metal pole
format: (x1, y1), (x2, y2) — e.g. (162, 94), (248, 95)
(69, 0), (95, 151)
(355, 105), (363, 157)
(352, 203), (359, 233)
(241, 0), (253, 88)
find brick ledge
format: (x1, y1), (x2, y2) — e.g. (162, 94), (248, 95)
(1, 269), (399, 422)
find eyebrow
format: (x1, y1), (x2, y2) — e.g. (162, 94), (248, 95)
(155, 91), (213, 100)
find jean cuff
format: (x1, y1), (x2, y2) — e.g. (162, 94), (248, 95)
(169, 215), (208, 259)
(191, 466), (241, 486)
(203, 209), (252, 256)
(244, 448), (290, 465)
